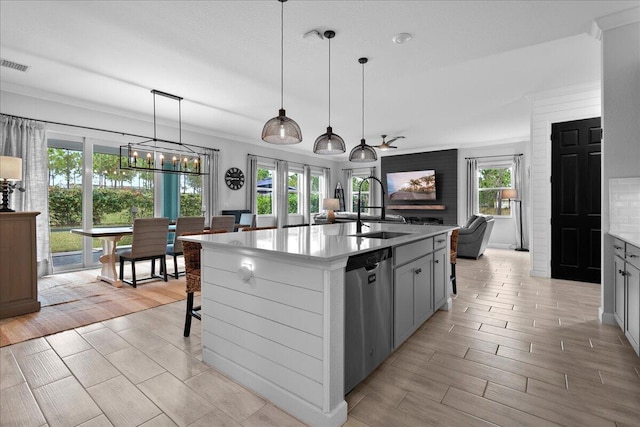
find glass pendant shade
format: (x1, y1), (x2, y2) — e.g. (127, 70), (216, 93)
(314, 126), (346, 154)
(262, 109), (303, 144)
(349, 139), (378, 162)
(262, 0), (301, 145)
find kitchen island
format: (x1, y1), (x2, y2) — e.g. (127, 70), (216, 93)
(182, 222), (457, 427)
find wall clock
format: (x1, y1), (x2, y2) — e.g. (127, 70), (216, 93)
(225, 167), (245, 190)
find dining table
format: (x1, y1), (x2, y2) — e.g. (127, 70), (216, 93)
(71, 225), (175, 287)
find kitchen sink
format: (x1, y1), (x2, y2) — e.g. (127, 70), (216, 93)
(350, 231), (412, 239)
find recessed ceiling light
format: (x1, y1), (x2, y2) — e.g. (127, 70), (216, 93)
(392, 33), (412, 44)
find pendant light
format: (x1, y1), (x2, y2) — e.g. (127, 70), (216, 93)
(313, 30), (345, 154)
(262, 0), (302, 145)
(349, 57), (377, 162)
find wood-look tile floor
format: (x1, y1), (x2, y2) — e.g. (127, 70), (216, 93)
(1, 249), (638, 426)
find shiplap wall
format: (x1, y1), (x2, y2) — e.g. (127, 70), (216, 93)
(381, 149), (458, 225)
(529, 83), (601, 278)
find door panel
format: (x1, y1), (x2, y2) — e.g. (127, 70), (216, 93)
(551, 117), (601, 283)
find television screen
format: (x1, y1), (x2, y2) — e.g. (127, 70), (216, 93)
(386, 170), (436, 200)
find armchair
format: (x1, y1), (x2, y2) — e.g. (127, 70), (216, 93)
(457, 215), (495, 259)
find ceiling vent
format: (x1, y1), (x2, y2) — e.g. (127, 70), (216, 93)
(1, 58), (31, 72)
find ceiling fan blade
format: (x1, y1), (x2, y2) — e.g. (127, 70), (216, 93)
(386, 136), (405, 144)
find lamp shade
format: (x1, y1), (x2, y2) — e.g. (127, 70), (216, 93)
(323, 198), (340, 211)
(262, 109), (303, 144)
(349, 139), (378, 162)
(0, 156), (23, 180)
(502, 188), (518, 200)
(314, 127), (346, 154)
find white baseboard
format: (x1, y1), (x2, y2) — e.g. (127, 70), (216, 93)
(529, 268), (548, 278)
(599, 307), (617, 326)
(487, 243), (514, 250)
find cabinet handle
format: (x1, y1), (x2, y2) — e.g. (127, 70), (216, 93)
(415, 268), (422, 275)
(614, 245), (623, 250)
(437, 239), (445, 243)
(434, 259), (439, 264)
(627, 253), (639, 258)
(619, 269), (627, 276)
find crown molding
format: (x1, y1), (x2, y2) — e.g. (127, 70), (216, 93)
(594, 6), (640, 33)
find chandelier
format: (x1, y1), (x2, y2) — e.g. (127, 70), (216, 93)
(119, 90), (209, 176)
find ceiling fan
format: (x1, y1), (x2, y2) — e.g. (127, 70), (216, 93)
(374, 134), (405, 150)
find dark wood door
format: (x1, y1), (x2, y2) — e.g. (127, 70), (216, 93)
(551, 117), (602, 283)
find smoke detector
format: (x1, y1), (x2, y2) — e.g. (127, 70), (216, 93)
(392, 33), (412, 44)
(1, 58), (30, 72)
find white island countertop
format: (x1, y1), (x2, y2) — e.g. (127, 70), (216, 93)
(181, 221), (457, 262)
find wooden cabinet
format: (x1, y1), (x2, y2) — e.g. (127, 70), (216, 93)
(0, 212), (41, 319)
(612, 237), (640, 356)
(393, 232), (449, 348)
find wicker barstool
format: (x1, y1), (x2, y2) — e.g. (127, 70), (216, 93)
(450, 229), (459, 294)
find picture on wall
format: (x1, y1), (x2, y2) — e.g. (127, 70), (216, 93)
(386, 170), (437, 200)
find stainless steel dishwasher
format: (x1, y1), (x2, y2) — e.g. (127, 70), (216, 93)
(344, 247), (393, 394)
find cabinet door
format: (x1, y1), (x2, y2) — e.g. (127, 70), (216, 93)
(625, 262), (640, 354)
(614, 255), (626, 329)
(413, 255), (433, 326)
(432, 248), (447, 310)
(394, 261), (416, 348)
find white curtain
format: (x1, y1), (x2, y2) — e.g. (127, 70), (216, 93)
(513, 155), (528, 250)
(343, 169), (353, 212)
(275, 160), (288, 228)
(1, 115), (53, 276)
(323, 167), (331, 200)
(246, 155), (258, 213)
(302, 165), (311, 224)
(201, 148), (218, 221)
(466, 158), (478, 220)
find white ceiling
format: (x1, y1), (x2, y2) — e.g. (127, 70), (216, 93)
(1, 1), (637, 158)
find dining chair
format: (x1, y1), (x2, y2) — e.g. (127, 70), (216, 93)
(237, 213), (256, 229)
(119, 217), (170, 287)
(182, 229), (228, 337)
(166, 216), (205, 279)
(241, 226), (277, 231)
(210, 215), (236, 232)
(450, 229), (459, 294)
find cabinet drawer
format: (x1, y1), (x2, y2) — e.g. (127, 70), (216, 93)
(613, 239), (626, 259)
(395, 238), (433, 266)
(433, 233), (447, 251)
(626, 243), (640, 270)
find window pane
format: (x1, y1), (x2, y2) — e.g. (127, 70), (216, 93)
(288, 172), (300, 214)
(257, 168), (274, 215)
(180, 174), (202, 216)
(48, 146), (84, 269)
(477, 166), (513, 216)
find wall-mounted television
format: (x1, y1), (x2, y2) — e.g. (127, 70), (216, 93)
(386, 170), (436, 200)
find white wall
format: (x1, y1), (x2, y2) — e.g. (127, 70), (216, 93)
(529, 83), (602, 278)
(457, 141), (529, 249)
(598, 9), (640, 324)
(1, 90), (341, 215)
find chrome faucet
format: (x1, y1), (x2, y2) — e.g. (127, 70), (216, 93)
(356, 175), (386, 234)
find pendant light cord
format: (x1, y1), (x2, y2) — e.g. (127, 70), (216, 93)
(280, 0), (284, 110)
(361, 60), (365, 141)
(328, 35), (331, 126)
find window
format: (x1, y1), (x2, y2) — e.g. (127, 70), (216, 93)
(287, 170), (302, 214)
(180, 174), (203, 216)
(310, 171), (324, 214)
(256, 165), (275, 215)
(478, 166), (513, 216)
(352, 174), (370, 213)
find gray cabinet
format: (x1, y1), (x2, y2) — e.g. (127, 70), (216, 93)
(393, 232), (448, 348)
(612, 237), (640, 356)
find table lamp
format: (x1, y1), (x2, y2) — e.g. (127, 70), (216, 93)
(0, 156), (23, 212)
(323, 198), (340, 224)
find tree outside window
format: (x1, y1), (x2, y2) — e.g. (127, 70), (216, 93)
(478, 167), (512, 216)
(310, 174), (323, 214)
(288, 171), (301, 214)
(352, 175), (370, 213)
(257, 167), (274, 215)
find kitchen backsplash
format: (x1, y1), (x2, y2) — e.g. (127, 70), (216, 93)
(609, 177), (640, 234)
